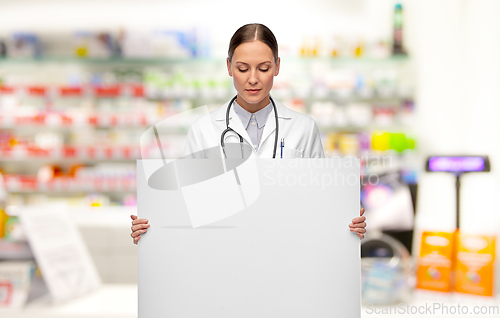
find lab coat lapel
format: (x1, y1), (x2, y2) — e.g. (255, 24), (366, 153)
(259, 107), (277, 149)
(226, 106), (253, 146)
(259, 99), (291, 148)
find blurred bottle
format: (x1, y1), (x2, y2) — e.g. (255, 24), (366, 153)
(0, 39), (7, 57)
(392, 3), (407, 55)
(312, 37), (320, 57)
(12, 33), (41, 58)
(330, 36), (340, 58)
(74, 31), (91, 58)
(300, 37), (316, 57)
(354, 37), (364, 58)
(300, 37), (308, 57)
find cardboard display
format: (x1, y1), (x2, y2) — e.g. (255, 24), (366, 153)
(18, 206), (101, 303)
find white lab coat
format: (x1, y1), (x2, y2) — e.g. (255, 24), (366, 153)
(183, 98), (325, 158)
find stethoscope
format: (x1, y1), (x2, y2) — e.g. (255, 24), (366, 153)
(220, 94), (279, 158)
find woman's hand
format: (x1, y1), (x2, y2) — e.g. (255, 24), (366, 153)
(131, 215), (150, 245)
(349, 208), (366, 240)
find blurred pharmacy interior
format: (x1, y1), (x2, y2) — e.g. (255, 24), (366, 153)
(1, 0), (500, 317)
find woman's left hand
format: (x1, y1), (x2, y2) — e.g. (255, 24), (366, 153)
(349, 208), (366, 240)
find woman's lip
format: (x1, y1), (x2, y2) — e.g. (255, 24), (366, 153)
(246, 89), (261, 91)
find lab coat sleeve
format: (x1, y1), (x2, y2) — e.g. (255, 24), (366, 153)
(304, 119), (325, 158)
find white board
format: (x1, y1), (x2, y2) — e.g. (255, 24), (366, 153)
(138, 158), (361, 318)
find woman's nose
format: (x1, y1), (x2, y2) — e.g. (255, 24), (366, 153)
(248, 70), (258, 84)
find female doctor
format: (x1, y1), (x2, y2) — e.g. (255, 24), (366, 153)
(131, 23), (367, 243)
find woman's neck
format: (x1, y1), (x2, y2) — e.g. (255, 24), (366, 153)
(236, 94), (270, 113)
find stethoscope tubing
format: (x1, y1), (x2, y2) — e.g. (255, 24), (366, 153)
(220, 94), (279, 158)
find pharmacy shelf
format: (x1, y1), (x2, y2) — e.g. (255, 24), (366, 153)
(0, 55), (410, 65)
(2, 206), (135, 230)
(0, 240), (33, 260)
(0, 86), (412, 104)
(0, 84), (411, 99)
(317, 124), (415, 132)
(3, 175), (136, 193)
(0, 158), (138, 164)
(0, 151), (417, 163)
(0, 84), (145, 97)
(0, 122), (413, 132)
(6, 189), (136, 194)
(0, 114), (149, 128)
(0, 146), (141, 160)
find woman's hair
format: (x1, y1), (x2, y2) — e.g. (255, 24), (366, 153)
(228, 23), (278, 63)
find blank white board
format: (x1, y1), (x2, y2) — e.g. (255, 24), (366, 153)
(138, 158), (361, 318)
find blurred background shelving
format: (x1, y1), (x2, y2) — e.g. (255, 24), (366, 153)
(6, 1), (478, 315)
(0, 50), (419, 292)
(0, 54), (418, 199)
(0, 8), (418, 277)
(1, 0), (500, 315)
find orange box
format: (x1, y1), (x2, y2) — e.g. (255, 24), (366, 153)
(0, 208), (7, 238)
(454, 233), (496, 297)
(416, 231), (454, 292)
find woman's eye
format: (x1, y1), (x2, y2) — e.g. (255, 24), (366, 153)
(237, 69), (269, 72)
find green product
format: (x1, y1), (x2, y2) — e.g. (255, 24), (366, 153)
(4, 215), (19, 241)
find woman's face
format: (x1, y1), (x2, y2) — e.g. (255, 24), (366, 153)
(227, 40), (280, 112)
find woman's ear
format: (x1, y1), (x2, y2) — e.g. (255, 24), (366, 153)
(274, 57), (280, 76)
(226, 58), (232, 77)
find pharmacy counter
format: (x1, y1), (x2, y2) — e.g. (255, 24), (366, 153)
(0, 285), (137, 318)
(1, 284), (499, 318)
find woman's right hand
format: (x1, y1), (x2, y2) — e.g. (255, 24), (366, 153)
(130, 215), (150, 245)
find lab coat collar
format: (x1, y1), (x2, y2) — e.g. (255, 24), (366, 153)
(215, 97), (291, 150)
(233, 100), (272, 130)
(215, 97), (292, 121)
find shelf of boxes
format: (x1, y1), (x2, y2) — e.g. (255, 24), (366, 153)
(0, 145), (141, 160)
(0, 112), (149, 128)
(0, 83), (145, 97)
(0, 56), (411, 65)
(3, 174), (136, 193)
